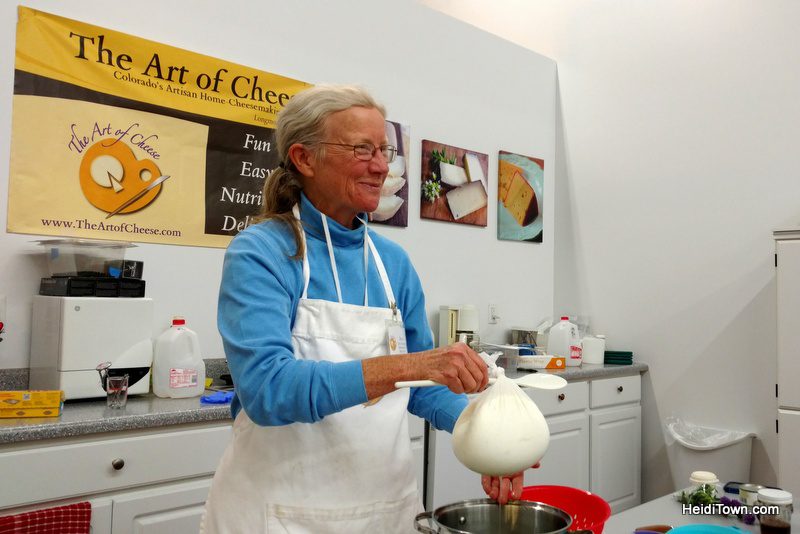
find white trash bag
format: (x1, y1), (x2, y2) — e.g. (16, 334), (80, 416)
(452, 369), (550, 476)
(665, 416), (755, 451)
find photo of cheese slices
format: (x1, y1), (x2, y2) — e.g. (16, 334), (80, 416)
(498, 151), (544, 242)
(420, 140), (489, 227)
(498, 159), (538, 226)
(370, 120), (410, 226)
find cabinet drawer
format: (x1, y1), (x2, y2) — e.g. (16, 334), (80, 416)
(590, 375), (641, 408)
(527, 381), (588, 417)
(0, 423), (231, 509)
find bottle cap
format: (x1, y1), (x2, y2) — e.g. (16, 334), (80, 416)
(757, 488), (793, 505)
(560, 316), (569, 321)
(172, 316), (186, 326)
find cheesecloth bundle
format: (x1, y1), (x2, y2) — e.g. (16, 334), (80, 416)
(452, 370), (550, 476)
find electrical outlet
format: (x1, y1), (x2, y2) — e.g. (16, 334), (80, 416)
(488, 303), (499, 324)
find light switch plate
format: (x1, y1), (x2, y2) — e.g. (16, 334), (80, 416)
(488, 303), (499, 324)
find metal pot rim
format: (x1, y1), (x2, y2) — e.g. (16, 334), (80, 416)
(419, 498), (572, 534)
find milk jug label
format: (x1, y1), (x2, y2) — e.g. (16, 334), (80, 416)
(169, 368), (199, 388)
(569, 345), (582, 360)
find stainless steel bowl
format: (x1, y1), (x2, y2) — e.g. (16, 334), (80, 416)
(414, 499), (590, 534)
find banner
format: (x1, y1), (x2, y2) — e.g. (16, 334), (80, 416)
(7, 7), (311, 247)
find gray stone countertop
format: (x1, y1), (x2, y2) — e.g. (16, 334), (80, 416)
(510, 361), (648, 382)
(0, 362), (647, 446)
(0, 393), (232, 445)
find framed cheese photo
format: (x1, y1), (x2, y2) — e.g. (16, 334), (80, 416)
(497, 150), (544, 242)
(420, 140), (488, 227)
(369, 120), (410, 227)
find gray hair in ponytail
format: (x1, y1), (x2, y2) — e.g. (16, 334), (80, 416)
(255, 84), (386, 258)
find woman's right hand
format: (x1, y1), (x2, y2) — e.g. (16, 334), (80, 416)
(415, 342), (488, 393)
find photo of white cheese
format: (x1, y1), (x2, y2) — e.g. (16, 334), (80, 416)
(446, 181), (488, 220)
(439, 162), (469, 186)
(372, 194), (404, 221)
(388, 155), (405, 178)
(464, 153), (486, 187)
(381, 176), (406, 197)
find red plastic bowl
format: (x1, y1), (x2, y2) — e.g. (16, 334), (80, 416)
(520, 485), (611, 534)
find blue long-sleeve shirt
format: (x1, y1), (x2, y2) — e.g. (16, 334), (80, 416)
(218, 193), (467, 432)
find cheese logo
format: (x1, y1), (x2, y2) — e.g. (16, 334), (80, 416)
(79, 139), (166, 218)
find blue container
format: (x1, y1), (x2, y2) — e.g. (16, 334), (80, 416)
(516, 343), (535, 356)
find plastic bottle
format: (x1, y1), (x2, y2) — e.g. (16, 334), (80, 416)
(152, 316), (206, 398)
(547, 316), (583, 367)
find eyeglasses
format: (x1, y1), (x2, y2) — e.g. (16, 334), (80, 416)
(318, 142), (397, 163)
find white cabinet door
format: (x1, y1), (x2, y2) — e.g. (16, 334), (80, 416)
(426, 429), (485, 510)
(411, 437), (425, 497)
(590, 405), (641, 513)
(777, 239), (800, 409)
(0, 424), (230, 509)
(428, 412), (590, 510)
(526, 412), (589, 490)
(110, 478), (212, 534)
(89, 497), (113, 534)
(778, 409), (800, 495)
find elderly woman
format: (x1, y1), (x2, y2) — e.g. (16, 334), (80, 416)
(202, 84), (523, 533)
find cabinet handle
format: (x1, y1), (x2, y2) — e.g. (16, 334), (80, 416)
(558, 393), (566, 401)
(111, 458), (125, 470)
(617, 386), (624, 393)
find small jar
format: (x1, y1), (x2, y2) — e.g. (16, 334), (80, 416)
(757, 488), (792, 533)
(689, 470), (719, 492)
(739, 484), (765, 506)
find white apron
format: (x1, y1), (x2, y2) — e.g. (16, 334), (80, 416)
(202, 208), (419, 533)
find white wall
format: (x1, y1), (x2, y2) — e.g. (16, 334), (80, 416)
(423, 0), (800, 498)
(0, 3), (556, 370)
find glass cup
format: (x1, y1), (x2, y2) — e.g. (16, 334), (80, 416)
(106, 374), (129, 409)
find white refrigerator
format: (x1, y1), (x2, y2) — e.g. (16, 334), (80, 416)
(774, 229), (800, 496)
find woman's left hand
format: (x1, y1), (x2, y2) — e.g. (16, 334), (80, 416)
(481, 472), (523, 504)
(481, 463), (540, 504)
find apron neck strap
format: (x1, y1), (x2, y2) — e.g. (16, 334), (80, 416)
(320, 214), (344, 303)
(356, 215), (369, 307)
(293, 204), (396, 309)
(367, 234), (396, 312)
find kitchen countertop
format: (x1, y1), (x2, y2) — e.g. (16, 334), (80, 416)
(518, 361), (648, 382)
(0, 393), (232, 444)
(606, 490), (800, 532)
(0, 362), (647, 445)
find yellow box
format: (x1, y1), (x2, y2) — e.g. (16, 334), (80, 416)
(0, 405), (63, 418)
(0, 390), (64, 409)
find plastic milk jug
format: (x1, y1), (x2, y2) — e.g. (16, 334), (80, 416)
(153, 316), (206, 398)
(547, 316), (583, 367)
